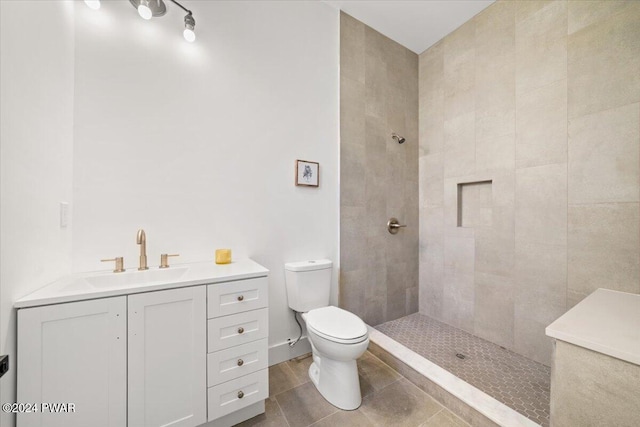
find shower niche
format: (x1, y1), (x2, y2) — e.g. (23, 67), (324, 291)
(457, 180), (493, 228)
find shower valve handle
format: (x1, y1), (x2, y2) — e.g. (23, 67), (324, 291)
(387, 218), (406, 235)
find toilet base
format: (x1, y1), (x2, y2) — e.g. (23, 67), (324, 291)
(308, 353), (362, 410)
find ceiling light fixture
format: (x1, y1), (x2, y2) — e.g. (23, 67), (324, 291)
(129, 0), (196, 42)
(84, 0), (101, 11)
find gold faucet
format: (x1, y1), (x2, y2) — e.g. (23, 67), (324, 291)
(136, 229), (149, 270)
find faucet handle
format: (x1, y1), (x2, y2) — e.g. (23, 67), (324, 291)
(159, 254), (179, 269)
(101, 257), (125, 273)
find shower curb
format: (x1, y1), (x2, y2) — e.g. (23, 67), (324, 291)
(367, 326), (541, 427)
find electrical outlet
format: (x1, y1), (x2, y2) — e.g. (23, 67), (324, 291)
(0, 355), (8, 378)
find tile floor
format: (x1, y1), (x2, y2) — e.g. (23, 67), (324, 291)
(237, 351), (470, 427)
(376, 313), (550, 426)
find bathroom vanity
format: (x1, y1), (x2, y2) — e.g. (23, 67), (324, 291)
(15, 259), (269, 427)
(546, 289), (640, 427)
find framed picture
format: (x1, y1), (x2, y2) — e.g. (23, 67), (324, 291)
(295, 160), (319, 187)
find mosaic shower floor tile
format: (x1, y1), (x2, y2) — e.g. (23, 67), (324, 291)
(376, 313), (550, 427)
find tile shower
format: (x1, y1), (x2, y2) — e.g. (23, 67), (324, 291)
(340, 1), (640, 426)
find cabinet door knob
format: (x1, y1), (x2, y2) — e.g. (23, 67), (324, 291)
(237, 391), (244, 399)
(237, 327), (244, 334)
(237, 359), (244, 366)
(237, 295), (244, 301)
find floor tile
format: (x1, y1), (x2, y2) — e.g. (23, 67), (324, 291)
(235, 397), (289, 427)
(268, 363), (303, 397)
(359, 378), (443, 427)
(420, 409), (469, 427)
(285, 353), (313, 385)
(357, 351), (402, 398)
(275, 381), (338, 427)
(309, 409), (374, 427)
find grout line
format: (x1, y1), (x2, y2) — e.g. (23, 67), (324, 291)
(273, 397), (292, 427)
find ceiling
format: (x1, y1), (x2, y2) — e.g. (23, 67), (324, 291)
(324, 0), (495, 54)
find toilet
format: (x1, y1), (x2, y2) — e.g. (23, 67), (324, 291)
(284, 259), (369, 410)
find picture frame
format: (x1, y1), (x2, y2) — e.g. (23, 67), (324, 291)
(295, 160), (319, 187)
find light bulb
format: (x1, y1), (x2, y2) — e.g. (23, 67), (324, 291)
(183, 13), (196, 43)
(138, 4), (153, 20)
(183, 28), (196, 43)
(84, 0), (101, 10)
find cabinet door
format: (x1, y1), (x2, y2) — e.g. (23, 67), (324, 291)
(17, 297), (127, 427)
(128, 286), (207, 427)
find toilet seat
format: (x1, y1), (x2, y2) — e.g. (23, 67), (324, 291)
(304, 306), (368, 344)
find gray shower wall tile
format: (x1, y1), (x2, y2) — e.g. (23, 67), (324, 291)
(340, 141), (366, 208)
(515, 240), (567, 306)
(339, 268), (366, 320)
(475, 133), (515, 173)
(340, 12), (365, 84)
(474, 272), (514, 349)
(419, 259), (443, 319)
(568, 103), (640, 205)
(444, 22), (475, 121)
(364, 54), (388, 121)
(515, 163), (567, 246)
(444, 236), (476, 276)
(516, 78), (567, 169)
(340, 76), (365, 147)
(511, 300), (565, 359)
(475, 5), (515, 143)
(568, 203), (640, 304)
(567, 2), (640, 119)
(442, 271), (475, 333)
(567, 0), (638, 35)
(515, 0), (567, 96)
(341, 205), (367, 273)
(341, 12), (418, 325)
(474, 227), (514, 278)
(419, 154), (444, 207)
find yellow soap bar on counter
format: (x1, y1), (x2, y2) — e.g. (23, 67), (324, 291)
(215, 249), (232, 264)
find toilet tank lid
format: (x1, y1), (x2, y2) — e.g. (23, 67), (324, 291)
(284, 259), (332, 272)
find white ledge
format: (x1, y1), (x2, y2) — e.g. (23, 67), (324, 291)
(546, 288), (640, 366)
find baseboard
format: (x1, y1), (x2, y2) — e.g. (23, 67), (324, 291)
(268, 337), (312, 366)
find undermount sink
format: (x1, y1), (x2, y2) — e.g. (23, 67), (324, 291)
(85, 267), (189, 288)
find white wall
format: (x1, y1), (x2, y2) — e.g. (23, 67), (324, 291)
(0, 2), (75, 426)
(71, 1), (339, 358)
(0, 1), (339, 422)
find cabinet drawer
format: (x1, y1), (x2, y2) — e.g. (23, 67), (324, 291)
(207, 339), (268, 387)
(207, 277), (268, 318)
(207, 369), (268, 421)
(208, 308), (268, 352)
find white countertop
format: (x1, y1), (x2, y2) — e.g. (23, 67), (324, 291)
(546, 288), (640, 366)
(15, 259), (269, 309)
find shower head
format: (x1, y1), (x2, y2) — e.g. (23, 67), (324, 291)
(392, 133), (406, 144)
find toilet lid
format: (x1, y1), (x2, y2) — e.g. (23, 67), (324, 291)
(305, 306), (368, 341)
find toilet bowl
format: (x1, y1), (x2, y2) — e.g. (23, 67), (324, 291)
(302, 306), (369, 410)
(284, 259), (369, 410)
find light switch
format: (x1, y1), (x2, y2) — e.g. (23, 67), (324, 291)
(60, 202), (69, 228)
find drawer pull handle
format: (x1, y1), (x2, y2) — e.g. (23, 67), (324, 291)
(237, 391), (244, 399)
(237, 359), (244, 366)
(237, 327), (245, 334)
(237, 295), (244, 301)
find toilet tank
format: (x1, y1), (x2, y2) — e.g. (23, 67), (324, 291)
(284, 259), (332, 312)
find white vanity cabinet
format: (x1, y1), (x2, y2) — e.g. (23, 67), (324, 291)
(17, 297), (127, 427)
(128, 286), (207, 427)
(206, 277), (269, 426)
(16, 260), (269, 427)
